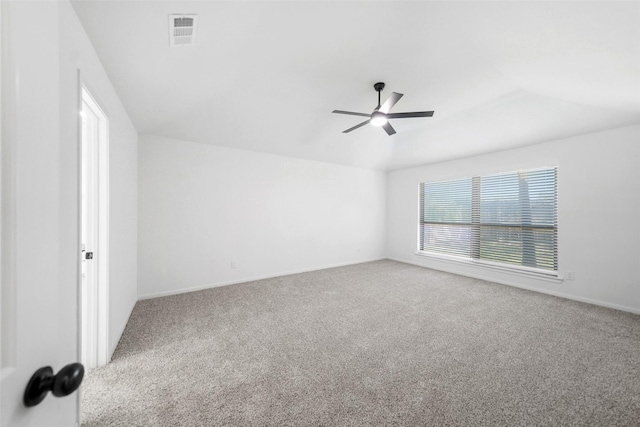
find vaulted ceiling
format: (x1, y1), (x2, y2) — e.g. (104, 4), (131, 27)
(71, 1), (640, 171)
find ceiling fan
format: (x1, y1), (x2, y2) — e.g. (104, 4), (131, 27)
(332, 82), (434, 136)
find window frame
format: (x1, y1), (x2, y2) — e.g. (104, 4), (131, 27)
(416, 166), (559, 280)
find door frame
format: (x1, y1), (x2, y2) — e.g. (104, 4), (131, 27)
(78, 78), (110, 371)
(1, 4), (5, 421)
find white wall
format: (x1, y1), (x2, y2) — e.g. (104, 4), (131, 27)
(386, 124), (640, 313)
(138, 135), (386, 299)
(62, 2), (138, 358)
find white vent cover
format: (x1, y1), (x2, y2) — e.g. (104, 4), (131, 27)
(169, 14), (198, 46)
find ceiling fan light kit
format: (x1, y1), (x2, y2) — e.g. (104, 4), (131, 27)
(370, 111), (388, 127)
(332, 82), (435, 136)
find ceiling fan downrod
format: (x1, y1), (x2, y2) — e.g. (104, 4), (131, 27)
(374, 82), (385, 109)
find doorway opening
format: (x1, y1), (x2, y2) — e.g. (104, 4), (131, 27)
(80, 86), (109, 371)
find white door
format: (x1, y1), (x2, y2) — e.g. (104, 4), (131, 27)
(1, 2), (81, 426)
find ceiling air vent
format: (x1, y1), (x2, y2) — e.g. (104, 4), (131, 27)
(169, 14), (198, 46)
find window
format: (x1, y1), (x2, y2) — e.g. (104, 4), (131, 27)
(419, 167), (557, 274)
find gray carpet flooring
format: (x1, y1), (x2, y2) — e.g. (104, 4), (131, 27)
(81, 260), (640, 426)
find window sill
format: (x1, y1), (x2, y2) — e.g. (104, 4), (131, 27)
(414, 251), (563, 284)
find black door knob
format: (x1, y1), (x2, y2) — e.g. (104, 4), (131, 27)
(24, 363), (85, 407)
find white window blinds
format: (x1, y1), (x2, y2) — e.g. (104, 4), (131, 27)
(420, 167), (557, 273)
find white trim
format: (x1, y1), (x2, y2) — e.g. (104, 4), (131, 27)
(138, 258), (386, 300)
(0, 2), (3, 415)
(415, 251), (561, 283)
(96, 91), (110, 368)
(79, 84), (110, 370)
(0, 0), (3, 386)
(75, 72), (83, 427)
(389, 257), (640, 315)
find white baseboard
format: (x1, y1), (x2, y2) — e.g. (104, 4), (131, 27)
(387, 257), (640, 315)
(138, 258), (386, 301)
